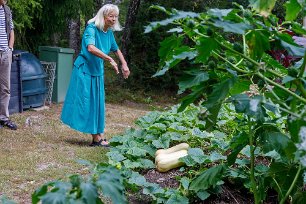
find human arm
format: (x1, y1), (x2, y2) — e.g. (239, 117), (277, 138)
(8, 30), (14, 50)
(87, 44), (119, 74)
(114, 49), (130, 79)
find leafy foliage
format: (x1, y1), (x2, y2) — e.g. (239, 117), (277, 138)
(144, 0), (306, 203)
(32, 164), (127, 204)
(123, 0), (238, 92)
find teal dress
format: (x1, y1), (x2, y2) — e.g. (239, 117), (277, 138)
(61, 23), (119, 134)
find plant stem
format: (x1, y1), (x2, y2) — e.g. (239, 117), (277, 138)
(218, 40), (285, 78)
(280, 164), (302, 204)
(272, 177), (284, 198)
(217, 40), (261, 67)
(248, 117), (259, 204)
(212, 51), (249, 74)
(214, 50), (306, 104)
(296, 81), (306, 98)
(257, 72), (306, 104)
(298, 52), (306, 78)
(243, 34), (246, 55)
(264, 102), (300, 117)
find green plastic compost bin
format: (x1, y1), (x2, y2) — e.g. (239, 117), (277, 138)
(38, 46), (75, 103)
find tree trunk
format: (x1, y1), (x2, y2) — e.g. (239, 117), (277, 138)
(68, 18), (81, 58)
(121, 0), (141, 61)
(51, 33), (60, 46)
(95, 0), (105, 12)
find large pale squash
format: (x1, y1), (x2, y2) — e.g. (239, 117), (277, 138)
(155, 143), (189, 173)
(155, 143), (189, 156)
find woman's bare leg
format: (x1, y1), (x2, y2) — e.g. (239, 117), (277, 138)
(92, 134), (102, 142)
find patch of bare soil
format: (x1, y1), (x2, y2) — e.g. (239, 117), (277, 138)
(127, 168), (253, 204)
(128, 169), (278, 204)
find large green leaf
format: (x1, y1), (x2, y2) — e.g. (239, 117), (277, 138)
(196, 191), (211, 201)
(178, 85), (206, 112)
(128, 172), (148, 187)
(154, 46), (196, 77)
(136, 112), (161, 128)
(80, 183), (99, 204)
(145, 9), (198, 33)
(138, 159), (155, 169)
(40, 192), (67, 204)
(204, 78), (237, 110)
(291, 22), (306, 35)
(32, 182), (52, 204)
(285, 0), (302, 21)
(165, 194), (189, 204)
(277, 33), (306, 57)
(152, 133), (171, 148)
(293, 191), (306, 204)
(268, 162), (303, 197)
(123, 159), (142, 169)
(195, 37), (219, 64)
(0, 196), (17, 204)
(203, 77), (237, 129)
(158, 35), (183, 61)
(142, 183), (165, 198)
(187, 148), (208, 164)
(96, 168), (127, 204)
(260, 131), (297, 160)
(127, 147), (147, 157)
(212, 20), (252, 35)
(189, 164), (227, 192)
(288, 114), (306, 143)
(249, 0), (276, 17)
(245, 30), (270, 60)
(106, 151), (126, 162)
(207, 8), (232, 19)
(229, 79), (251, 95)
(178, 69), (210, 94)
(229, 94), (266, 123)
(227, 132), (249, 165)
(262, 53), (287, 74)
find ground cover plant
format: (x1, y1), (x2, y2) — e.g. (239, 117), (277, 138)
(141, 0), (306, 203)
(9, 0), (306, 203)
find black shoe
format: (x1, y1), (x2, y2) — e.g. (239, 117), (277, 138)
(89, 139), (109, 147)
(1, 120), (17, 130)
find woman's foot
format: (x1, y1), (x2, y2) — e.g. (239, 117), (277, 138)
(90, 134), (109, 147)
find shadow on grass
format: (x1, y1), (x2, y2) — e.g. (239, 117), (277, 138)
(64, 138), (91, 147)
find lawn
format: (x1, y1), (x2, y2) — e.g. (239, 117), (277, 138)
(0, 102), (150, 203)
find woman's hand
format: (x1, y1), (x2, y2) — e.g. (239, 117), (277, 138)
(109, 58), (119, 74)
(121, 64), (130, 79)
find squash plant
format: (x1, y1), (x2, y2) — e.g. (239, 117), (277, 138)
(108, 104), (236, 203)
(144, 0), (306, 203)
(32, 163), (127, 204)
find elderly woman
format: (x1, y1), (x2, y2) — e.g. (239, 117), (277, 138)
(61, 4), (130, 147)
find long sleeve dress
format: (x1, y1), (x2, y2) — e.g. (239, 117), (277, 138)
(61, 23), (119, 134)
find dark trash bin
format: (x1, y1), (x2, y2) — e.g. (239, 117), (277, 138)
(10, 50), (47, 110)
(8, 50), (24, 114)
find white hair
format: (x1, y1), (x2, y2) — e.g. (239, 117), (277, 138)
(87, 4), (122, 31)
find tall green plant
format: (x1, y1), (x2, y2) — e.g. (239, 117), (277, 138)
(145, 0), (306, 203)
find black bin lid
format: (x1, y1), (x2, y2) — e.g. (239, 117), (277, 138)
(15, 51), (45, 78)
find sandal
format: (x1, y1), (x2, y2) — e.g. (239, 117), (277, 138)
(89, 139), (110, 147)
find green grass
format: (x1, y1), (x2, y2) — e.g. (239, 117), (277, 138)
(0, 102), (152, 203)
